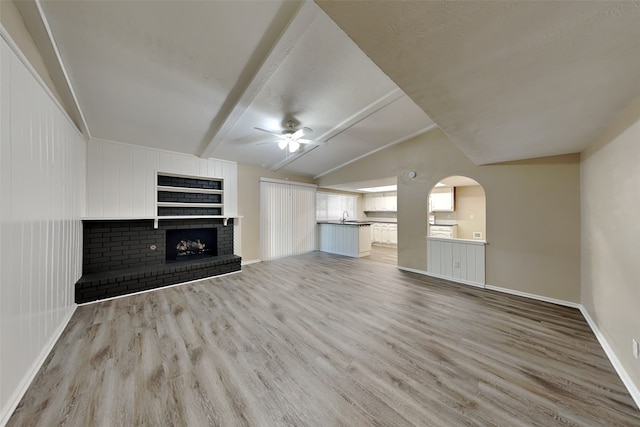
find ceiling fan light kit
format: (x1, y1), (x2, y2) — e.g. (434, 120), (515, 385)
(254, 120), (325, 154)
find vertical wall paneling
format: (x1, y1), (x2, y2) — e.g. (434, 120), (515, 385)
(131, 146), (147, 215)
(85, 140), (238, 218)
(0, 35), (86, 424)
(260, 179), (316, 261)
(221, 161), (237, 216)
(427, 238), (486, 286)
(101, 142), (120, 217)
(117, 145), (134, 217)
(86, 141), (103, 217)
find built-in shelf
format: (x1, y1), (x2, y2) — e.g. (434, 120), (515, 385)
(157, 172), (224, 218)
(156, 185), (223, 194)
(157, 202), (224, 208)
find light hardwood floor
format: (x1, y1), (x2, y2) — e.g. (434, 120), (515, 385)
(366, 243), (398, 266)
(8, 252), (640, 426)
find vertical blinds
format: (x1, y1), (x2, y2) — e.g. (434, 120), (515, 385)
(260, 179), (317, 261)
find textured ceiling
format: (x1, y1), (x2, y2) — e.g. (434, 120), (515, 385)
(317, 1), (640, 164)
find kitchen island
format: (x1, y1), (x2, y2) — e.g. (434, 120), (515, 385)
(318, 221), (372, 258)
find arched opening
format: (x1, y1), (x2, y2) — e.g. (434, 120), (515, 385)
(427, 176), (487, 286)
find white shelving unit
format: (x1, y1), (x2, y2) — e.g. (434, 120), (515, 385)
(156, 172), (224, 217)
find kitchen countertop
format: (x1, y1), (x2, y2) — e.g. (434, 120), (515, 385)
(318, 221), (372, 226)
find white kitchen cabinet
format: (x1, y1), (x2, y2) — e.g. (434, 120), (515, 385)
(388, 224), (398, 244)
(429, 224), (458, 238)
(370, 223), (398, 244)
(429, 187), (455, 212)
(364, 194), (375, 211)
(363, 192), (397, 211)
(384, 193), (397, 211)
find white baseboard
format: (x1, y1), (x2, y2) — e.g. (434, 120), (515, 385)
(579, 307), (640, 410)
(241, 259), (261, 266)
(1, 305), (77, 426)
(484, 284), (581, 309)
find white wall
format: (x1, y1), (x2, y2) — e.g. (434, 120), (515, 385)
(86, 139), (237, 218)
(0, 34), (86, 424)
(581, 96), (640, 405)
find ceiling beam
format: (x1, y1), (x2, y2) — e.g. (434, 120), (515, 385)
(32, 0), (92, 140)
(270, 88), (405, 172)
(313, 123), (438, 179)
(198, 1), (319, 159)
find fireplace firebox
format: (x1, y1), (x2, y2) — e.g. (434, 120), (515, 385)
(166, 228), (217, 262)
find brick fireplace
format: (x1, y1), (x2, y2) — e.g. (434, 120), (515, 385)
(75, 218), (241, 303)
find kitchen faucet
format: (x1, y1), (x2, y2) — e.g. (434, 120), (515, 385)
(342, 211), (349, 222)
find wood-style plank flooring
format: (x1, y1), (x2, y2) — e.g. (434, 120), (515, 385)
(366, 243), (398, 266)
(8, 252), (640, 426)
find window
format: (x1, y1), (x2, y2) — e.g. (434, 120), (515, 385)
(316, 192), (357, 221)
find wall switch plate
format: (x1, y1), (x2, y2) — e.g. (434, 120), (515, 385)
(473, 231), (483, 239)
(633, 339), (639, 360)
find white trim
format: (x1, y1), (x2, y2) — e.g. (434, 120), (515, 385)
(397, 266), (430, 276)
(0, 305), (77, 426)
(78, 270), (242, 306)
(34, 0), (91, 139)
(427, 236), (487, 245)
(0, 24), (84, 140)
(259, 177), (317, 188)
(241, 259), (262, 266)
(484, 284), (581, 309)
(579, 307), (640, 410)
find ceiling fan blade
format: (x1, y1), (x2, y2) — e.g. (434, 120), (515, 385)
(291, 129), (305, 140)
(254, 127), (284, 138)
(297, 138), (325, 146)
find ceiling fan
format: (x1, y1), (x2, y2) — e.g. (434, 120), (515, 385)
(254, 120), (324, 153)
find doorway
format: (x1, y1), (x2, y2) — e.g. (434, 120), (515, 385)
(427, 176), (487, 286)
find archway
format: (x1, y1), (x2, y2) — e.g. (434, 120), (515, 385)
(427, 176), (487, 286)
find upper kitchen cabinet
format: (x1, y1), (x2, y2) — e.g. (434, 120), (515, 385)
(429, 187), (455, 212)
(363, 192), (397, 211)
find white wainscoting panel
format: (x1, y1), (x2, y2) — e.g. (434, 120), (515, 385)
(1, 35), (86, 424)
(427, 237), (486, 286)
(86, 139), (238, 217)
(319, 224), (359, 257)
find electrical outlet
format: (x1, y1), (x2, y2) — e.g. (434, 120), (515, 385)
(633, 339), (639, 360)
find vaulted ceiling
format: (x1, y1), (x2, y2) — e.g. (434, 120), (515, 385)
(16, 1), (640, 178)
